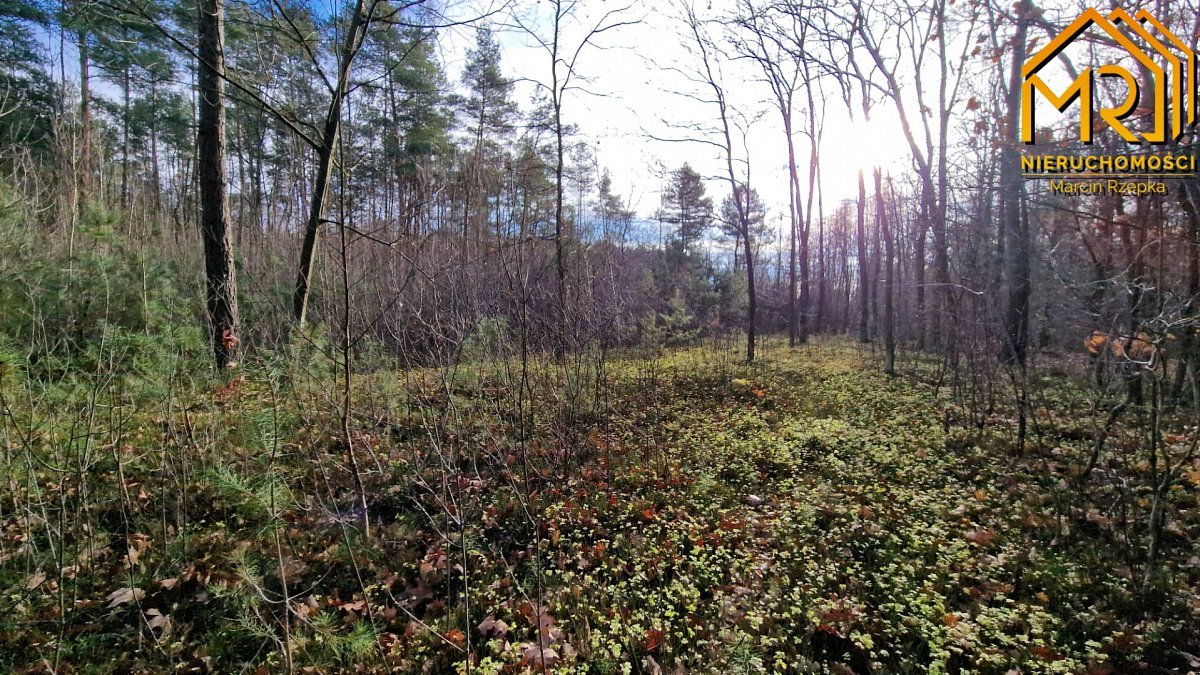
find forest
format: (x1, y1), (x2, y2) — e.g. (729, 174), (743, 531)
(0, 0), (1199, 671)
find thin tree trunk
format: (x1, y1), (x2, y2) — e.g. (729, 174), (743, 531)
(293, 0), (369, 326)
(856, 170), (869, 343)
(553, 93), (567, 360)
(786, 117), (798, 347)
(802, 71), (820, 342)
(880, 170), (896, 375)
(121, 60), (130, 211)
(743, 211), (757, 362)
(920, 179), (939, 346)
(78, 30), (92, 206)
(914, 200), (927, 350)
(551, 0), (570, 361)
(150, 79), (162, 215)
(1176, 182), (1200, 403)
(815, 167), (825, 332)
(1002, 0), (1031, 366)
(684, 6), (754, 361)
(933, 31), (952, 353)
(870, 190), (882, 330)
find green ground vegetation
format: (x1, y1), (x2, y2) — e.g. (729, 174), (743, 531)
(0, 259), (1197, 673)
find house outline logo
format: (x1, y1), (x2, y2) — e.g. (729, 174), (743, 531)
(1021, 7), (1196, 145)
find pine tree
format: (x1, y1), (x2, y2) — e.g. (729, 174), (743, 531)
(460, 25), (517, 146)
(0, 0), (57, 155)
(718, 185), (768, 255)
(595, 169), (633, 241)
(661, 163), (712, 251)
(458, 24), (517, 239)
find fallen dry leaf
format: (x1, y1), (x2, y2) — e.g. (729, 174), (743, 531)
(106, 586), (145, 608)
(965, 528), (995, 547)
(26, 571), (46, 590)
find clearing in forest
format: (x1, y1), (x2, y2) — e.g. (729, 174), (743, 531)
(1, 341), (1196, 673)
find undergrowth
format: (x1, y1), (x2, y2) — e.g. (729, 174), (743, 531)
(0, 338), (1197, 673)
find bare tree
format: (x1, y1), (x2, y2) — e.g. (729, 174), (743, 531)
(675, 0), (758, 361)
(731, 0), (807, 346)
(511, 0), (638, 358)
(835, 0), (977, 348)
(292, 0), (375, 326)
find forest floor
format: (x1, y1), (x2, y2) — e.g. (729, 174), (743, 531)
(1, 339), (1198, 673)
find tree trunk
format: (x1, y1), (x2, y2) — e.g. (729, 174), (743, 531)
(933, 79), (951, 350)
(880, 170), (896, 375)
(688, 6), (753, 361)
(1002, 0), (1031, 366)
(801, 72), (821, 342)
(198, 0), (240, 369)
(1175, 181), (1199, 403)
(292, 0), (368, 326)
(920, 179), (940, 345)
(914, 200), (927, 350)
(742, 210), (757, 363)
(815, 175), (825, 332)
(553, 94), (567, 360)
(78, 30), (92, 205)
(121, 60), (131, 211)
(871, 185), (883, 321)
(786, 113), (799, 347)
(150, 79), (162, 215)
(856, 170), (869, 343)
(550, 0), (572, 361)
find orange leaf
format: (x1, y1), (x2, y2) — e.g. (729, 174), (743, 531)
(1031, 644), (1062, 660)
(443, 628), (465, 649)
(641, 628), (665, 651)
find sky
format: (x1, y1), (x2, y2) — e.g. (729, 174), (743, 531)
(434, 0), (916, 231)
(39, 0), (921, 240)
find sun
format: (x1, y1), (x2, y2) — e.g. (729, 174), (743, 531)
(819, 107), (914, 201)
